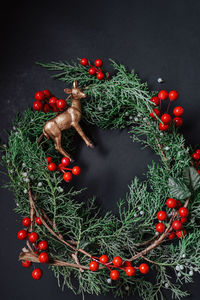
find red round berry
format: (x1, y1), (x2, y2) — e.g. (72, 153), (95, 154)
(63, 172), (73, 182)
(89, 67), (96, 75)
(89, 261), (99, 271)
(94, 59), (103, 67)
(32, 268), (43, 280)
(150, 96), (160, 106)
(96, 72), (104, 80)
(46, 157), (52, 164)
(52, 105), (59, 112)
(38, 240), (48, 251)
(176, 200), (182, 208)
(150, 108), (160, 119)
(159, 123), (169, 131)
(39, 252), (49, 263)
(110, 270), (119, 280)
(42, 104), (51, 113)
(22, 217), (31, 227)
(139, 263), (149, 274)
(178, 207), (189, 217)
(195, 149), (200, 155)
(112, 256), (123, 267)
(80, 58), (88, 66)
(35, 217), (42, 226)
(176, 228), (186, 238)
(22, 260), (32, 268)
(124, 261), (132, 267)
(156, 222), (165, 233)
(168, 232), (176, 240)
(72, 166), (81, 175)
(33, 101), (43, 111)
(192, 153), (200, 161)
(173, 117), (183, 127)
(61, 157), (70, 167)
(17, 229), (27, 240)
(173, 106), (184, 117)
(56, 99), (67, 111)
(197, 170), (200, 175)
(35, 91), (45, 101)
(166, 198), (176, 208)
(161, 114), (172, 124)
(158, 90), (168, 100)
(172, 220), (182, 231)
(125, 266), (135, 277)
(49, 97), (58, 107)
(48, 163), (57, 171)
(43, 89), (51, 99)
(181, 217), (187, 224)
(29, 232), (39, 243)
(169, 90), (179, 101)
(157, 211), (167, 221)
(99, 255), (109, 264)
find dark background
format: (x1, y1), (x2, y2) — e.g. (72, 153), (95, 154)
(1, 0), (200, 299)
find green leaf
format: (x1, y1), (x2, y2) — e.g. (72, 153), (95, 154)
(168, 177), (191, 200)
(183, 166), (200, 191)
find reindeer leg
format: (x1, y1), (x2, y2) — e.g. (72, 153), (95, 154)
(73, 123), (94, 148)
(54, 134), (73, 161)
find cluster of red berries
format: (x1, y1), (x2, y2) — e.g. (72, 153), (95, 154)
(155, 198), (189, 239)
(18, 216), (49, 280)
(192, 149), (200, 175)
(47, 156), (81, 182)
(33, 89), (67, 113)
(89, 255), (149, 280)
(149, 90), (184, 131)
(80, 58), (105, 80)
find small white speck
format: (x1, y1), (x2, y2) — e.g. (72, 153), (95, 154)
(129, 116), (133, 120)
(125, 112), (129, 116)
(180, 265), (184, 270)
(185, 262), (189, 266)
(13, 126), (16, 130)
(165, 146), (170, 151)
(22, 172), (27, 177)
(98, 107), (103, 112)
(157, 78), (164, 83)
(140, 211), (144, 215)
(22, 163), (26, 167)
(143, 117), (147, 121)
(134, 213), (137, 217)
(107, 278), (112, 284)
(189, 270), (193, 276)
(15, 132), (18, 135)
(164, 283), (169, 288)
(194, 267), (198, 272)
(134, 117), (139, 122)
(10, 170), (13, 173)
(16, 203), (19, 207)
(23, 189), (28, 194)
(155, 231), (159, 236)
(125, 286), (129, 291)
(176, 265), (180, 271)
(3, 144), (7, 148)
(160, 132), (164, 136)
(138, 206), (141, 211)
(177, 272), (181, 277)
(7, 160), (10, 163)
(182, 254), (186, 258)
(137, 113), (141, 117)
(38, 182), (42, 187)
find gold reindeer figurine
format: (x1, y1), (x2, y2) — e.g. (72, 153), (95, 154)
(38, 80), (94, 161)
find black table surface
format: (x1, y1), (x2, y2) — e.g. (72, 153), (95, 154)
(1, 1), (200, 299)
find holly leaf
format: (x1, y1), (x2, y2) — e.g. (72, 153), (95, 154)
(168, 177), (191, 200)
(183, 166), (200, 191)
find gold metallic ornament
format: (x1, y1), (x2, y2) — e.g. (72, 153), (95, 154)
(38, 80), (94, 161)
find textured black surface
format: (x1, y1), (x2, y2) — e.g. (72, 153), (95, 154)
(1, 1), (200, 299)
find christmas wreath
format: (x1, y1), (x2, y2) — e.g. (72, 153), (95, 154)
(1, 58), (200, 300)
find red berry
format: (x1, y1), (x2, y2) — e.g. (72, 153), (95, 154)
(49, 97), (58, 107)
(178, 207), (189, 217)
(173, 106), (184, 117)
(159, 123), (169, 131)
(43, 89), (51, 99)
(29, 232), (39, 243)
(124, 261), (132, 267)
(157, 211), (167, 221)
(161, 114), (172, 124)
(94, 59), (103, 67)
(89, 261), (99, 271)
(72, 166), (81, 175)
(42, 104), (51, 113)
(63, 172), (73, 182)
(172, 220), (182, 231)
(173, 117), (183, 127)
(176, 228), (186, 238)
(168, 232), (176, 240)
(80, 58), (88, 66)
(176, 200), (182, 208)
(197, 170), (200, 175)
(99, 255), (109, 264)
(96, 72), (104, 80)
(150, 96), (160, 106)
(22, 260), (32, 268)
(46, 157), (52, 164)
(150, 108), (160, 119)
(112, 256), (123, 267)
(17, 229), (27, 240)
(56, 99), (67, 111)
(39, 252), (49, 263)
(48, 163), (57, 171)
(33, 101), (43, 111)
(89, 67), (96, 75)
(169, 90), (179, 101)
(22, 217), (31, 227)
(110, 270), (119, 280)
(38, 240), (48, 251)
(61, 157), (70, 167)
(166, 198), (176, 208)
(158, 90), (168, 100)
(196, 149), (200, 155)
(35, 217), (42, 226)
(181, 217), (187, 224)
(32, 268), (43, 280)
(139, 263), (149, 274)
(192, 153), (200, 161)
(156, 222), (165, 233)
(52, 105), (59, 112)
(35, 91), (45, 101)
(125, 266), (135, 277)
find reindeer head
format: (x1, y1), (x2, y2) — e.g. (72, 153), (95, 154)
(64, 80), (86, 100)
